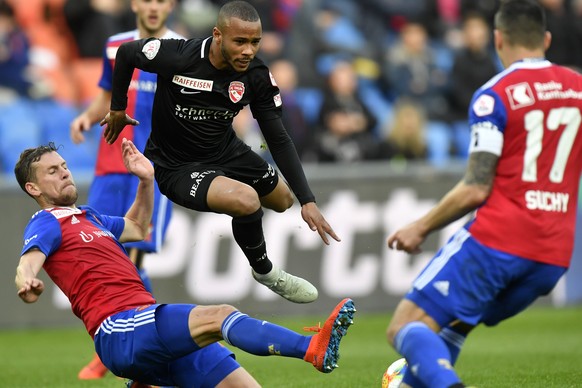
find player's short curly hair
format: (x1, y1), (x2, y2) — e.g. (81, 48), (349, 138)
(217, 0), (259, 29)
(14, 142), (59, 196)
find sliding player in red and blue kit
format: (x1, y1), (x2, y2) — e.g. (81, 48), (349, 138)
(385, 1), (582, 387)
(15, 141), (355, 387)
(69, 0), (182, 379)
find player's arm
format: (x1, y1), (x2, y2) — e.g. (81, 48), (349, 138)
(387, 129), (500, 253)
(118, 139), (155, 243)
(258, 117), (340, 244)
(15, 249), (46, 303)
(104, 38), (185, 144)
(70, 89), (112, 144)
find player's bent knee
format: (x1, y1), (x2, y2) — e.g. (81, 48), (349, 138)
(188, 304), (239, 341)
(231, 187), (261, 215)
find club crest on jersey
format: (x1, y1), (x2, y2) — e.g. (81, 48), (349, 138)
(228, 81), (245, 103)
(506, 82), (535, 110)
(142, 39), (161, 60)
(472, 94), (495, 117)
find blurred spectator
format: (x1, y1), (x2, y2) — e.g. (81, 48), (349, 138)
(6, 0), (77, 103)
(269, 59), (314, 160)
(63, 0), (133, 58)
(448, 12), (500, 160)
(375, 98), (427, 164)
(283, 0), (324, 88)
(382, 19), (453, 166)
(0, 0), (94, 175)
(0, 1), (33, 98)
(314, 60), (378, 163)
(0, 0), (42, 173)
(64, 0), (134, 104)
(540, 0), (582, 70)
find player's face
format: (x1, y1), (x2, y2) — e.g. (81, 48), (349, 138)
(216, 18), (261, 72)
(132, 0), (174, 36)
(29, 152), (78, 207)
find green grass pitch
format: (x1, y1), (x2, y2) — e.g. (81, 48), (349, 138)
(0, 306), (580, 387)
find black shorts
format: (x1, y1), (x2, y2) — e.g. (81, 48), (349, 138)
(154, 150), (279, 212)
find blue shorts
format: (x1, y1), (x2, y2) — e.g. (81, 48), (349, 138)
(407, 228), (567, 327)
(94, 304), (239, 387)
(87, 174), (172, 253)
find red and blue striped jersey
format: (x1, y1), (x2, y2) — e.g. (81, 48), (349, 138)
(20, 206), (155, 337)
(466, 59), (582, 266)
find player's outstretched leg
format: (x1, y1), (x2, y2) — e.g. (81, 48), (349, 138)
(303, 298), (356, 373)
(252, 265), (318, 303)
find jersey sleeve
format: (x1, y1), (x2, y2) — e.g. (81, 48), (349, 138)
(111, 38), (190, 110)
(249, 66), (283, 121)
(467, 89), (508, 155)
(21, 211), (62, 257)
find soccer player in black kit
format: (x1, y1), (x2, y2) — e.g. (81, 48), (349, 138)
(100, 0), (340, 303)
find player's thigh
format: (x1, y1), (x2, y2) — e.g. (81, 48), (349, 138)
(405, 229), (506, 327)
(170, 344), (241, 388)
(215, 367), (261, 388)
(480, 262), (566, 326)
(206, 175), (261, 216)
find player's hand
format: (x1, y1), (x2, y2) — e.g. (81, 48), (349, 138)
(17, 278), (45, 304)
(121, 138), (154, 180)
(101, 110), (139, 144)
(386, 222), (425, 254)
(301, 202), (341, 245)
(70, 114), (92, 144)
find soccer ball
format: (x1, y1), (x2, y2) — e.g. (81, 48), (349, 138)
(381, 358), (407, 388)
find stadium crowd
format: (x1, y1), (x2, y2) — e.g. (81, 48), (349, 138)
(1, 0), (582, 174)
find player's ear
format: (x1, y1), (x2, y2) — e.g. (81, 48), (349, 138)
(213, 26), (221, 42)
(25, 182), (41, 197)
(493, 29), (503, 52)
(543, 31), (552, 52)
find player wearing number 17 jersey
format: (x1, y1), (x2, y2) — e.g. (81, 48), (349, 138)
(385, 1), (582, 387)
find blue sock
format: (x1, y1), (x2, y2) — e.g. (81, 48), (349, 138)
(402, 366), (428, 388)
(395, 322), (461, 388)
(221, 311), (311, 358)
(439, 326), (466, 365)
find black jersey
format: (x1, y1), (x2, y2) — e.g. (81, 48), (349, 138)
(111, 37), (315, 204)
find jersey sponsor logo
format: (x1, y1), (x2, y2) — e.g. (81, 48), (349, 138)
(525, 190), (569, 212)
(142, 39), (161, 60)
(472, 94), (495, 116)
(228, 81), (245, 103)
(175, 105), (237, 121)
(24, 234), (38, 246)
(172, 75), (213, 91)
(49, 208), (82, 219)
(80, 231), (94, 243)
(189, 170), (216, 198)
(534, 81), (582, 101)
(273, 93), (282, 107)
(506, 82), (535, 110)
